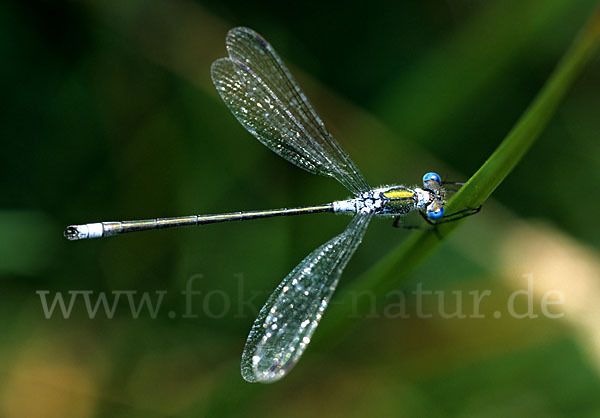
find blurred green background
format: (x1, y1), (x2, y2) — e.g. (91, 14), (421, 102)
(2, 0), (600, 417)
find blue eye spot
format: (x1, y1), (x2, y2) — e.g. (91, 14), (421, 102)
(427, 207), (445, 220)
(423, 172), (441, 184)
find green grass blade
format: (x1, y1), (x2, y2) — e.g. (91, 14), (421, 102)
(315, 5), (600, 347)
(448, 4), (600, 214)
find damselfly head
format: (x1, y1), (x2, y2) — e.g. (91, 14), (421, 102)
(422, 172), (447, 219)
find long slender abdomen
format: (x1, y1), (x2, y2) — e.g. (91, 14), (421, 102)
(64, 204), (334, 241)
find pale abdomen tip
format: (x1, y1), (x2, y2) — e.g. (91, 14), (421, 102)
(64, 226), (83, 240)
(63, 223), (103, 240)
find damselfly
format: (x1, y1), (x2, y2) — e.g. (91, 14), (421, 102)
(65, 27), (480, 383)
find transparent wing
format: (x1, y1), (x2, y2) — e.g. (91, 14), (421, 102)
(241, 211), (373, 383)
(211, 27), (370, 195)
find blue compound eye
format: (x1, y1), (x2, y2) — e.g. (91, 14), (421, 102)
(423, 172), (441, 184)
(427, 207), (445, 220)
